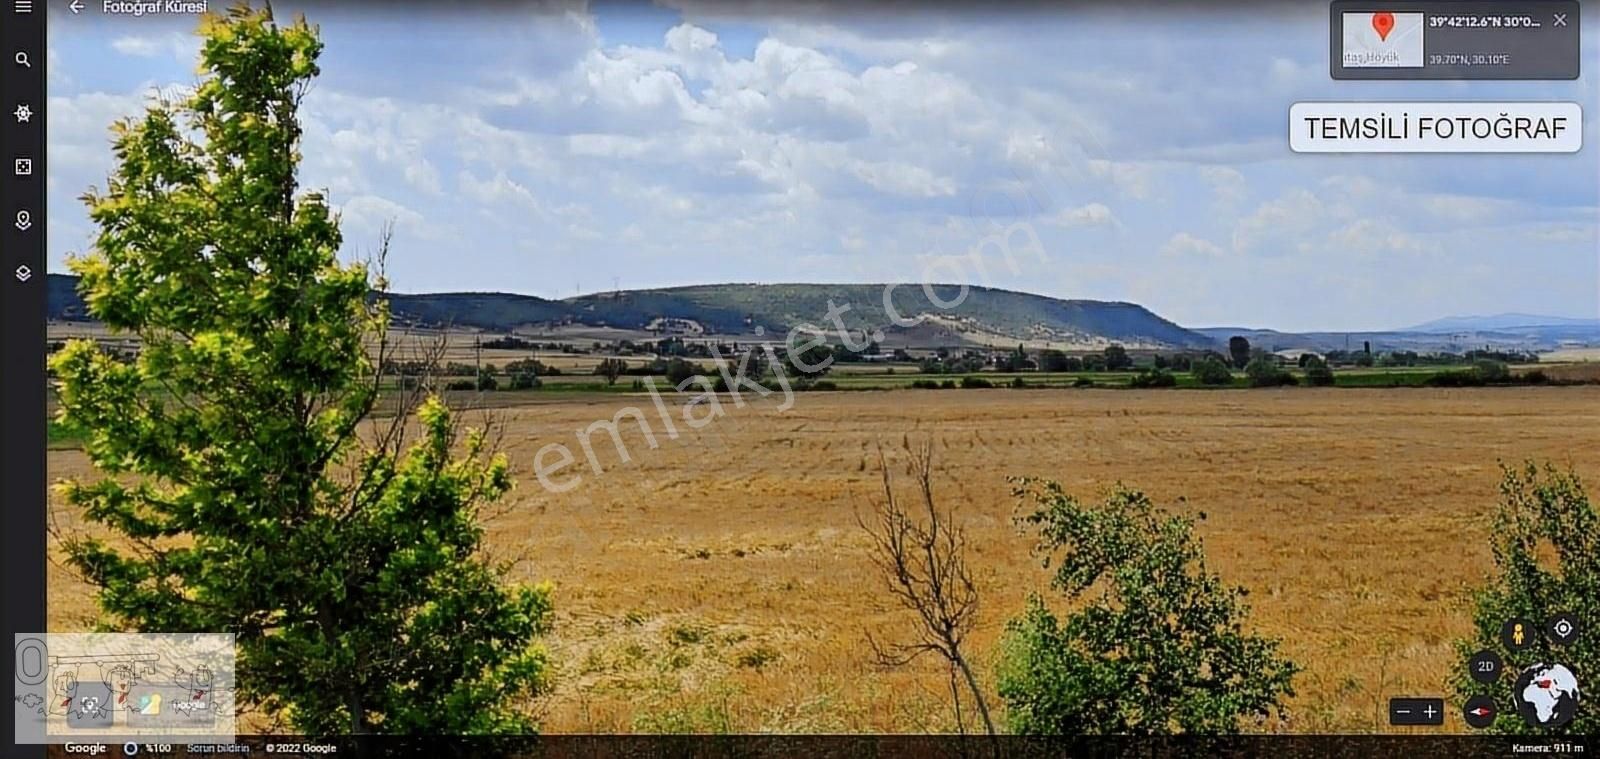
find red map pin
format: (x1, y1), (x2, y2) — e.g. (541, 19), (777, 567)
(1372, 12), (1395, 41)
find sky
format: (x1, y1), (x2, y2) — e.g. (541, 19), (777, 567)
(44, 1), (1600, 332)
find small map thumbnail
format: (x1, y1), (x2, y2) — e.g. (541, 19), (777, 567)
(1342, 11), (1424, 68)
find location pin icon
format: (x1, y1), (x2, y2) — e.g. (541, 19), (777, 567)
(1372, 12), (1395, 41)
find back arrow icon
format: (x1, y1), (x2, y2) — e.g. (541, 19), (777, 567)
(70, 0), (83, 12)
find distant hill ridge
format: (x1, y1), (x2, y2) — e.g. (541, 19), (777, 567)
(1402, 313), (1600, 333)
(47, 274), (1213, 349)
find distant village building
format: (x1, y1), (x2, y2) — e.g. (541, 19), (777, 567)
(1273, 349), (1322, 364)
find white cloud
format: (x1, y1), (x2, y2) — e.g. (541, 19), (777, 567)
(1329, 218), (1436, 258)
(457, 170), (545, 214)
(1045, 202), (1117, 228)
(848, 159), (956, 198)
(44, 4), (1600, 327)
(110, 32), (198, 63)
(1087, 159), (1157, 199)
(1420, 194), (1516, 223)
(1231, 188), (1327, 255)
(1199, 166), (1246, 206)
(1160, 232), (1225, 258)
(335, 195), (427, 240)
(1531, 223), (1597, 243)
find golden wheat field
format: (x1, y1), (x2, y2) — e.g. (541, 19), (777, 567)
(46, 386), (1600, 734)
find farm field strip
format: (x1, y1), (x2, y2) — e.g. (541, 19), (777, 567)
(47, 386), (1600, 733)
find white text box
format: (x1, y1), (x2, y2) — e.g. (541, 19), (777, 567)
(1290, 102), (1582, 153)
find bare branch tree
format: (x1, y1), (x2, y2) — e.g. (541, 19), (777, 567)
(857, 441), (996, 736)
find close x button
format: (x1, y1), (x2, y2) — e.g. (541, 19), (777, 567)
(1389, 697), (1446, 726)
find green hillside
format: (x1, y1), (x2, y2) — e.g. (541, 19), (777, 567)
(382, 291), (573, 328)
(48, 274), (1214, 348)
(579, 283), (1211, 347)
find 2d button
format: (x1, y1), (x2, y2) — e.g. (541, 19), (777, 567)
(1546, 612), (1580, 646)
(1462, 695), (1498, 729)
(1502, 617), (1537, 652)
(1469, 649), (1504, 684)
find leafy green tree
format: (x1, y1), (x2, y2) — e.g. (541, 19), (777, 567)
(664, 357), (705, 386)
(50, 6), (552, 735)
(1453, 464), (1598, 734)
(1103, 344), (1133, 371)
(1228, 336), (1251, 369)
(996, 481), (1298, 734)
(593, 357), (628, 386)
(1303, 355), (1335, 386)
(997, 344), (1031, 372)
(1038, 349), (1069, 372)
(783, 343), (834, 378)
(1191, 356), (1234, 386)
(507, 358), (542, 390)
(1245, 357), (1296, 387)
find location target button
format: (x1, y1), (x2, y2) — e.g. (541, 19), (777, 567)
(1546, 612), (1580, 646)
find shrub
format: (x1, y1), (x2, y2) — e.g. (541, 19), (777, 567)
(1451, 464), (1598, 734)
(910, 379), (941, 390)
(960, 376), (993, 389)
(508, 372), (541, 390)
(997, 481), (1299, 734)
(1303, 356), (1335, 386)
(1245, 357), (1295, 388)
(1129, 368), (1176, 388)
(1072, 377), (1094, 388)
(1473, 359), (1511, 384)
(1427, 370), (1486, 387)
(669, 622), (710, 646)
(735, 645), (781, 670)
(940, 379), (957, 389)
(1010, 376), (1027, 388)
(1522, 369), (1549, 385)
(1191, 357), (1234, 386)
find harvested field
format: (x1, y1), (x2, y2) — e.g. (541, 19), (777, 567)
(47, 386), (1600, 733)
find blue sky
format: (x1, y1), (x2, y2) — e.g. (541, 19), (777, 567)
(45, 1), (1600, 331)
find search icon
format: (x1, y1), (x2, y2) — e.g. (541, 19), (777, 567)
(14, 52), (30, 68)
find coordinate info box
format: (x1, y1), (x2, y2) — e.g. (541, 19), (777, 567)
(1331, 1), (1579, 80)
